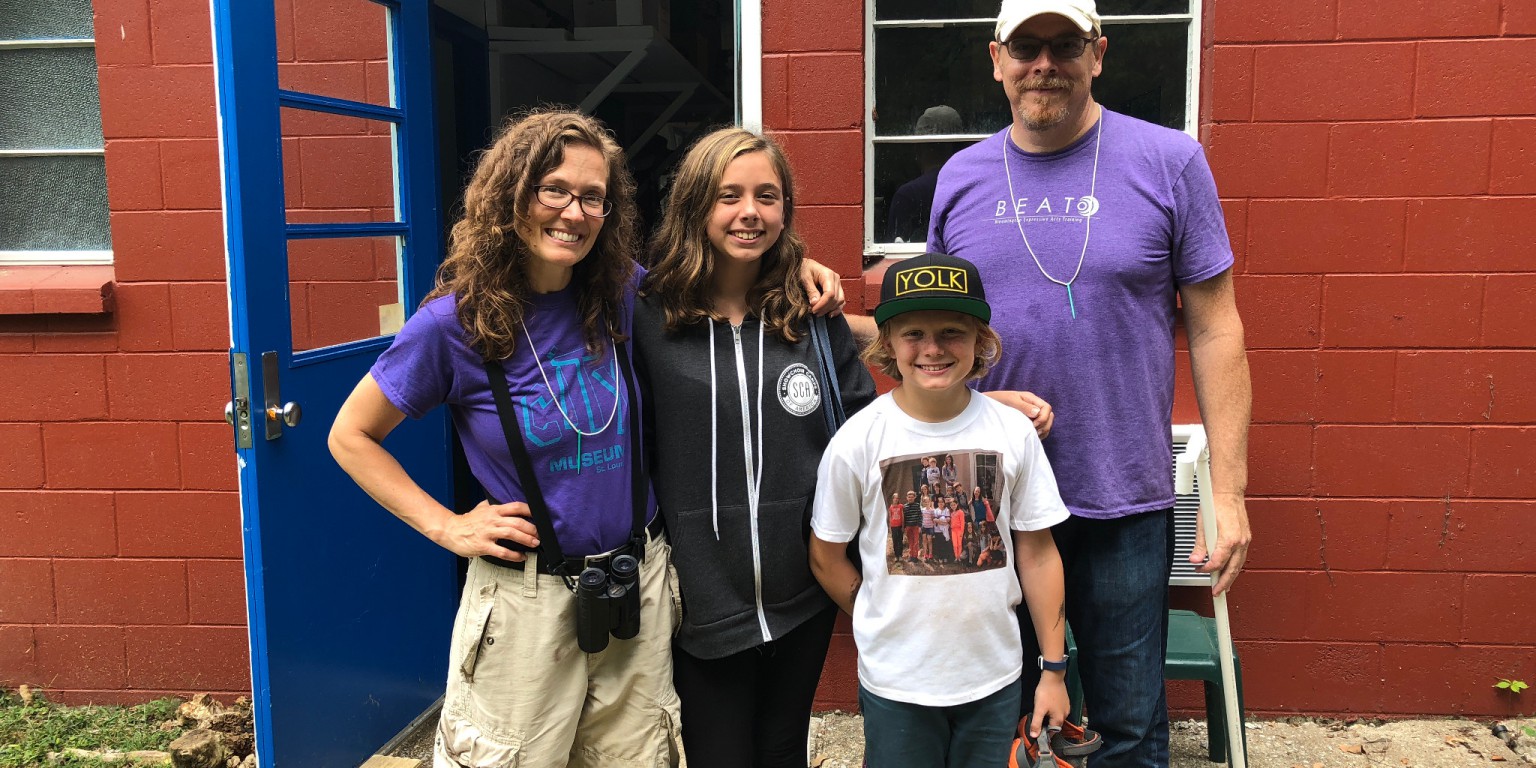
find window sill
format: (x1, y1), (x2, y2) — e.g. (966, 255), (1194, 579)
(0, 265), (116, 315)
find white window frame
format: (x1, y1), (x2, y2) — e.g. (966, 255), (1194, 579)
(863, 3), (1202, 259)
(0, 35), (113, 266)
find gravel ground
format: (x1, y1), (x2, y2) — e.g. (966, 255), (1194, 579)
(806, 714), (1536, 768)
(386, 710), (1536, 766)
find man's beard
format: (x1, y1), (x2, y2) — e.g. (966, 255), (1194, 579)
(1015, 76), (1075, 131)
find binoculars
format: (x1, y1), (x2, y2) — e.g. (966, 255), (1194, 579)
(574, 554), (641, 653)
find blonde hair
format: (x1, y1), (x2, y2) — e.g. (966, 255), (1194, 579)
(860, 314), (1002, 382)
(640, 127), (809, 342)
(426, 109), (639, 360)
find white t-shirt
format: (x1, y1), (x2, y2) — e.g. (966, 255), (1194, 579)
(811, 391), (1070, 706)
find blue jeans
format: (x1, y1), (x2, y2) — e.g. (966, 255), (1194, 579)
(1017, 508), (1173, 768)
(860, 677), (1021, 768)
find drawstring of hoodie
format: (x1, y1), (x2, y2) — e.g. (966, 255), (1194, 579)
(706, 318), (766, 539)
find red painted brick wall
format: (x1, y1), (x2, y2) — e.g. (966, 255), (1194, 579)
(767, 0), (1536, 718)
(1199, 0), (1536, 719)
(0, 0), (243, 703)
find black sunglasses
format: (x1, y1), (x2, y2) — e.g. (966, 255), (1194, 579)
(1000, 35), (1099, 61)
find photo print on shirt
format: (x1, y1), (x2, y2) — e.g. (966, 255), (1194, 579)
(879, 450), (1004, 577)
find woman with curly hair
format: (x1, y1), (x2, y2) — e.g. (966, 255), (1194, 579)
(631, 127), (877, 767)
(329, 109), (675, 767)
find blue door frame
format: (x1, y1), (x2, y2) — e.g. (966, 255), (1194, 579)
(211, 2), (457, 765)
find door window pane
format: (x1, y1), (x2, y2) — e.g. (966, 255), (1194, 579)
(277, 0), (393, 107)
(281, 107), (399, 224)
(0, 48), (106, 150)
(0, 0), (95, 39)
(0, 156), (110, 250)
(288, 236), (402, 352)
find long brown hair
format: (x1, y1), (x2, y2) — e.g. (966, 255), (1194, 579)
(427, 109), (639, 360)
(640, 127), (809, 342)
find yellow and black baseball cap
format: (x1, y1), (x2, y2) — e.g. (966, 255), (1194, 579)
(874, 252), (991, 325)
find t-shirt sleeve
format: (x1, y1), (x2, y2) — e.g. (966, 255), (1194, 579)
(810, 434), (864, 543)
(369, 303), (456, 419)
(1170, 147), (1235, 286)
(1007, 417), (1071, 532)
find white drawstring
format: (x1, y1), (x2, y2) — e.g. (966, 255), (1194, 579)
(709, 320), (719, 539)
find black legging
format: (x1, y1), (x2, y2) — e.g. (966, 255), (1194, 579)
(672, 605), (839, 768)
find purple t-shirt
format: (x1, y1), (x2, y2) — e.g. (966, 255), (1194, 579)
(371, 285), (654, 556)
(929, 109), (1233, 519)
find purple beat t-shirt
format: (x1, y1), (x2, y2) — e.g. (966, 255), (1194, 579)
(370, 284), (654, 556)
(929, 109), (1233, 519)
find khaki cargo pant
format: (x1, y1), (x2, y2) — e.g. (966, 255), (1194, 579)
(434, 532), (684, 768)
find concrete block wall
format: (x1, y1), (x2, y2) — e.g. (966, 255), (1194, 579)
(1199, 0), (1536, 718)
(0, 0), (246, 704)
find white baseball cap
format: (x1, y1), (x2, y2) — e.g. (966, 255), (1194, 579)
(995, 0), (1102, 41)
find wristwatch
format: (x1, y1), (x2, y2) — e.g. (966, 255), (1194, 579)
(1038, 654), (1070, 672)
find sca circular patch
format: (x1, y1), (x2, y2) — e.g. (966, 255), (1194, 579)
(777, 363), (821, 417)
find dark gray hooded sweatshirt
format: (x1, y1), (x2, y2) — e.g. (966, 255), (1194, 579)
(633, 293), (876, 659)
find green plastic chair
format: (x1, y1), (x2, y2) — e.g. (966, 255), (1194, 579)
(1166, 609), (1248, 762)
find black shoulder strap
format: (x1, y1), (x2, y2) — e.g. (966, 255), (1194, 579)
(615, 339), (648, 553)
(483, 356), (568, 569)
(809, 315), (847, 436)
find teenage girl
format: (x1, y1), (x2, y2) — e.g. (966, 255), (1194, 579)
(631, 127), (876, 767)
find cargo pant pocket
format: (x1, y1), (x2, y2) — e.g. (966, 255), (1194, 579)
(458, 581), (498, 683)
(436, 707), (522, 768)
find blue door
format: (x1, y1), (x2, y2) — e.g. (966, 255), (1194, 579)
(211, 2), (456, 765)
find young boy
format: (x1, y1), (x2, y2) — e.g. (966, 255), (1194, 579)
(808, 253), (1071, 768)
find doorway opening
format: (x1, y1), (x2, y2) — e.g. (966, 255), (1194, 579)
(432, 0), (739, 235)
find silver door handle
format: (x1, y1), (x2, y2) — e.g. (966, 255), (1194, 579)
(267, 402), (302, 427)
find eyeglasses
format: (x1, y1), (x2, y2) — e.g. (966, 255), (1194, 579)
(1000, 35), (1099, 61)
(534, 185), (613, 218)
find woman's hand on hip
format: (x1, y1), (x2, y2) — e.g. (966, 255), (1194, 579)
(437, 500), (541, 560)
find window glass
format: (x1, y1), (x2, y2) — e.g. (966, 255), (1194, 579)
(873, 142), (971, 245)
(0, 156), (111, 250)
(876, 1), (1189, 23)
(1097, 0), (1189, 14)
(0, 0), (95, 40)
(876, 0), (998, 20)
(873, 25), (1009, 137)
(0, 48), (106, 150)
(1095, 22), (1189, 129)
(0, 4), (112, 264)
